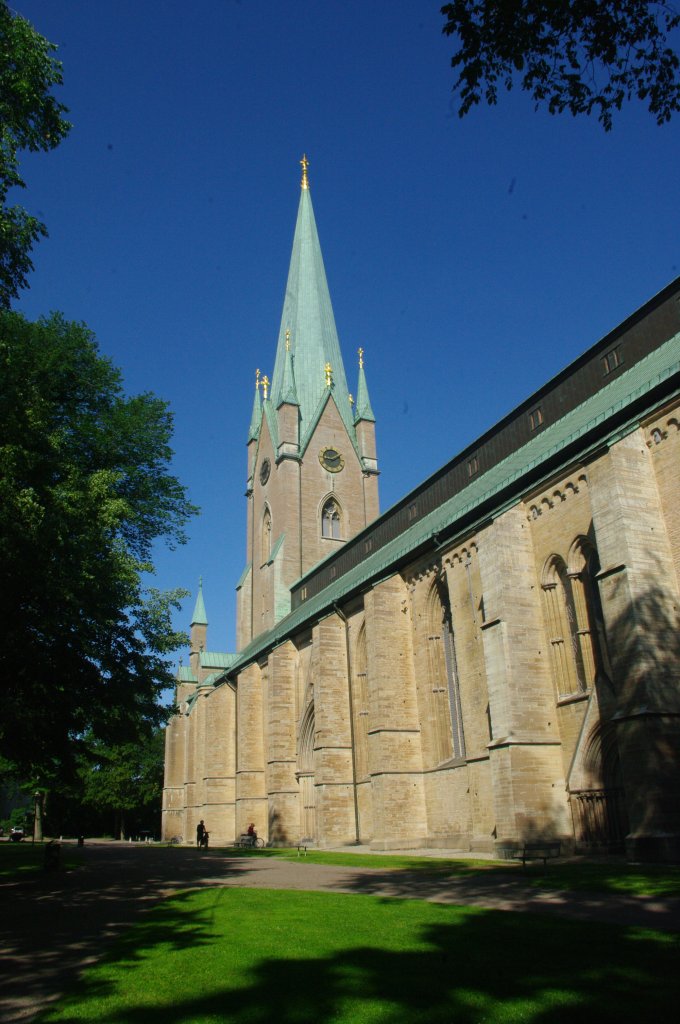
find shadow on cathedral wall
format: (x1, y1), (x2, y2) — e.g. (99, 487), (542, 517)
(596, 579), (680, 851)
(40, 889), (679, 1023)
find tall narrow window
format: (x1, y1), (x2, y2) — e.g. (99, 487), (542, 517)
(542, 555), (582, 697)
(568, 539), (610, 688)
(262, 506), (272, 562)
(542, 541), (608, 700)
(321, 497), (341, 539)
(427, 576), (466, 765)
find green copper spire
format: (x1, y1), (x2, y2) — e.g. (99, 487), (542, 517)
(354, 347), (375, 423)
(247, 369), (262, 441)
(270, 157), (354, 444)
(277, 329), (299, 408)
(191, 577), (208, 626)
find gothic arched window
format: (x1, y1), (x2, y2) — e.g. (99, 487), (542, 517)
(542, 555), (582, 697)
(542, 540), (609, 699)
(321, 497), (341, 540)
(426, 576), (465, 765)
(567, 538), (610, 689)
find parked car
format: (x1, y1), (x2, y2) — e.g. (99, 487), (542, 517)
(10, 826), (25, 843)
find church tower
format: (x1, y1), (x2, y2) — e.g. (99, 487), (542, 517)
(237, 156), (379, 648)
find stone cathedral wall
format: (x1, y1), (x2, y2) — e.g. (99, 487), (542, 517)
(164, 387), (680, 859)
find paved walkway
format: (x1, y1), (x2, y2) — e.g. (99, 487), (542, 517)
(1, 841), (679, 1023)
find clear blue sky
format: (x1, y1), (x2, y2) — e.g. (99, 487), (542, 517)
(14, 1), (680, 662)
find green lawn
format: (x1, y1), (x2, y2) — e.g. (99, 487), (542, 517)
(39, 887), (679, 1024)
(211, 847), (680, 898)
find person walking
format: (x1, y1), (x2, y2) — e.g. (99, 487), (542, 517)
(196, 820), (206, 848)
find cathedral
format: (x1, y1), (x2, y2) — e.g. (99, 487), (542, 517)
(163, 158), (680, 861)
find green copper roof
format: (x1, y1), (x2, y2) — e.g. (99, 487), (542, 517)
(247, 381), (262, 441)
(269, 181), (355, 446)
(178, 666), (197, 682)
(354, 363), (375, 422)
(200, 651), (238, 669)
(221, 333), (680, 679)
(190, 578), (208, 626)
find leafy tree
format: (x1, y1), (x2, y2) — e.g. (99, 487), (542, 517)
(0, 1), (70, 307)
(78, 729), (166, 839)
(441, 1), (680, 129)
(0, 311), (196, 777)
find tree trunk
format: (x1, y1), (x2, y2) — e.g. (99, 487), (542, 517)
(33, 792), (44, 843)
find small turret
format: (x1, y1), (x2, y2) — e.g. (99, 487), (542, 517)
(277, 329), (300, 456)
(354, 347), (378, 463)
(189, 577), (208, 677)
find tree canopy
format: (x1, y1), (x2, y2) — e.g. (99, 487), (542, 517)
(441, 1), (680, 130)
(0, 311), (196, 776)
(0, 1), (70, 306)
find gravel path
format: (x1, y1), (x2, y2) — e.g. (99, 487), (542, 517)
(1, 841), (679, 1023)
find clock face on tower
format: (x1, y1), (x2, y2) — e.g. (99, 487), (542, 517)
(319, 446), (344, 473)
(259, 458), (271, 485)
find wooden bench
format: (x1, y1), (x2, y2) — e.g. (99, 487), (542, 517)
(297, 844), (308, 856)
(498, 841), (561, 865)
(518, 841), (561, 865)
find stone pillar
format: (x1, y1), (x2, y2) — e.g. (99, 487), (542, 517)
(364, 576), (427, 850)
(267, 641), (299, 844)
(161, 712), (186, 841)
(204, 682), (237, 845)
(313, 612), (357, 846)
(235, 662), (267, 838)
(588, 429), (680, 861)
(478, 506), (570, 849)
(183, 699), (198, 842)
(193, 687), (209, 821)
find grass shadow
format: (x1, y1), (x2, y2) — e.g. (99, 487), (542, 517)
(38, 888), (680, 1024)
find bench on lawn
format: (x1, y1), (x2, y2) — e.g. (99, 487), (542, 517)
(518, 841), (561, 865)
(499, 841), (561, 865)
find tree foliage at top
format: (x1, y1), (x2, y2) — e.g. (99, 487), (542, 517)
(0, 311), (196, 776)
(441, 1), (680, 129)
(0, 1), (70, 307)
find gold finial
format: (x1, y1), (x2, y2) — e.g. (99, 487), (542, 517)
(285, 329), (291, 352)
(262, 374), (270, 400)
(358, 347), (364, 369)
(324, 362), (333, 388)
(349, 393), (354, 407)
(300, 153), (309, 190)
(255, 368), (261, 392)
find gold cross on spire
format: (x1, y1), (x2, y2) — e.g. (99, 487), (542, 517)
(300, 153), (310, 190)
(285, 329), (291, 351)
(255, 368), (261, 392)
(324, 362), (333, 388)
(358, 347), (364, 369)
(262, 374), (270, 400)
